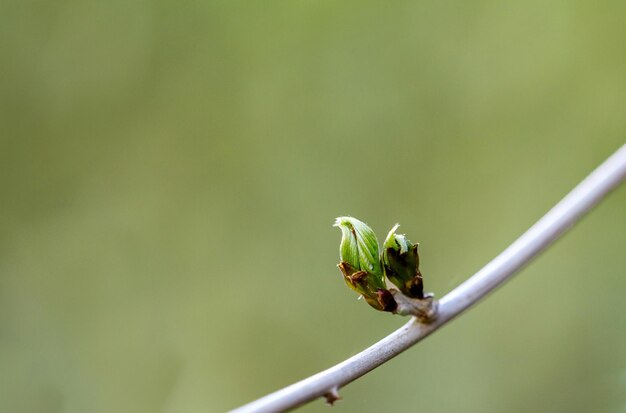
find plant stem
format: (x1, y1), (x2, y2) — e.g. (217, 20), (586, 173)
(231, 144), (626, 413)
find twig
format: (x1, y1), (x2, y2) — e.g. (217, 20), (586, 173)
(231, 144), (626, 413)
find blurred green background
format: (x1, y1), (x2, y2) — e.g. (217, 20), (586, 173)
(1, 1), (625, 412)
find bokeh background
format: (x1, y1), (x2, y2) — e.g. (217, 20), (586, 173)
(1, 1), (625, 412)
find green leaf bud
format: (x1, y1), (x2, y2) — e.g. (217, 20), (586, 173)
(334, 217), (396, 312)
(334, 217), (382, 277)
(382, 224), (424, 299)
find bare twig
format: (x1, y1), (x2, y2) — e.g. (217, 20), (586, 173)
(231, 144), (626, 413)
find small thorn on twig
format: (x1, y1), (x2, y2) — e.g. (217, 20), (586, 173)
(324, 386), (341, 406)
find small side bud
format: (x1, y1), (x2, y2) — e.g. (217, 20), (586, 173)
(382, 224), (425, 299)
(334, 217), (397, 312)
(324, 387), (341, 406)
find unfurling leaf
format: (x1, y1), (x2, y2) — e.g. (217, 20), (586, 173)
(382, 224), (424, 299)
(334, 217), (397, 312)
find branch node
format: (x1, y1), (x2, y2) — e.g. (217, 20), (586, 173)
(391, 290), (438, 323)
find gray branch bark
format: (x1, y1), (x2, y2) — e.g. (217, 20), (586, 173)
(231, 144), (626, 413)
